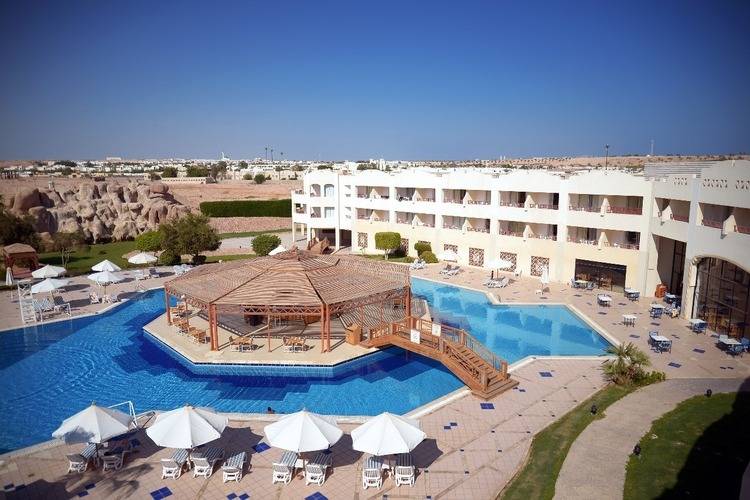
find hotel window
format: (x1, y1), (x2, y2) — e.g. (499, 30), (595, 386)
(324, 184), (335, 197)
(693, 258), (749, 338)
(324, 207), (335, 218)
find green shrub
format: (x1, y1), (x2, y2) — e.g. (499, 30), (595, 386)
(187, 165), (209, 177)
(243, 173), (252, 180)
(161, 166), (178, 178)
(252, 234), (282, 256)
(159, 250), (181, 265)
(421, 251), (438, 263)
(254, 173), (266, 184)
(414, 241), (432, 255)
(135, 230), (162, 252)
(374, 232), (401, 260)
(199, 199), (292, 218)
(191, 255), (207, 265)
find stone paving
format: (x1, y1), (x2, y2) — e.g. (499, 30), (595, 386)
(554, 378), (749, 500)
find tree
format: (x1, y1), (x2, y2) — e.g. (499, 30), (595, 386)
(420, 250), (438, 263)
(251, 234), (282, 256)
(50, 230), (88, 267)
(211, 161), (228, 180)
(0, 199), (41, 250)
(54, 160), (77, 168)
(186, 165), (209, 177)
(160, 213), (220, 264)
(253, 173), (266, 184)
(60, 166), (73, 176)
(238, 160), (248, 169)
(374, 231), (401, 260)
(414, 241), (432, 255)
(135, 230), (162, 252)
(243, 173), (252, 181)
(275, 165), (283, 172)
(602, 343), (652, 385)
(149, 172), (161, 181)
(161, 166), (178, 178)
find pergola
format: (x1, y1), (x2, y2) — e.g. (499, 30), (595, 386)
(2, 243), (39, 279)
(163, 249), (411, 352)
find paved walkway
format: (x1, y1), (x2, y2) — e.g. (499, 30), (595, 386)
(553, 378), (749, 500)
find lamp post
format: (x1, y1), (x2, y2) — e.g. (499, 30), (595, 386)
(605, 144), (610, 169)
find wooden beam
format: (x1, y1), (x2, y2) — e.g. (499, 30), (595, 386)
(165, 289), (172, 325)
(209, 304), (218, 351)
(320, 305), (326, 353)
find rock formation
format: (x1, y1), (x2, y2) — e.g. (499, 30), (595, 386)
(4, 180), (189, 242)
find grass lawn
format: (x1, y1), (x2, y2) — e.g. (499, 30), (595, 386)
(39, 241), (137, 275)
(501, 384), (634, 500)
(624, 391), (750, 499)
(359, 253), (414, 263)
(205, 254), (255, 263)
(217, 229), (288, 239)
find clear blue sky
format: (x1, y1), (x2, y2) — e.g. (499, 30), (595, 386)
(1, 0), (748, 160)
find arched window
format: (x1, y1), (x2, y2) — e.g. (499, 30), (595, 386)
(324, 184), (335, 197)
(693, 258), (749, 338)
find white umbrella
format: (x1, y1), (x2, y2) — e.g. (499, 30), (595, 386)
(92, 259), (121, 272)
(351, 412), (426, 456)
(146, 405), (228, 449)
(263, 410), (343, 454)
(5, 268), (13, 286)
(31, 277), (69, 294)
(539, 266), (550, 294)
(485, 258), (513, 270)
(88, 270), (123, 295)
(52, 402), (132, 445)
(437, 249), (458, 262)
(127, 252), (157, 265)
(31, 264), (67, 279)
(268, 245), (287, 256)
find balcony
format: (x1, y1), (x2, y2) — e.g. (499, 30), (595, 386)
(466, 200), (490, 206)
(499, 201), (524, 208)
(569, 205), (600, 213)
(736, 225), (750, 235)
(670, 213), (689, 222)
(605, 242), (640, 250)
(607, 206), (642, 215)
(466, 227), (490, 233)
(527, 234), (557, 241)
(529, 203), (558, 210)
(702, 218), (723, 229)
(499, 230), (523, 238)
(567, 236), (597, 246)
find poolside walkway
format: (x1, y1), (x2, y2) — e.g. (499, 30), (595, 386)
(553, 378), (749, 500)
(0, 358), (606, 499)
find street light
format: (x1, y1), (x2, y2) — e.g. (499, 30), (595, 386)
(605, 144), (610, 169)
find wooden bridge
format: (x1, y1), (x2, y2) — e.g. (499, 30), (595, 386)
(360, 316), (518, 400)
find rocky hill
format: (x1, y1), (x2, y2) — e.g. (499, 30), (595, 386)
(4, 180), (189, 242)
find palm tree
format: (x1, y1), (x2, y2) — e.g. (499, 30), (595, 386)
(602, 342), (651, 385)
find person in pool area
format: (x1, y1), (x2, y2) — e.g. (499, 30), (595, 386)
(267, 406), (275, 414)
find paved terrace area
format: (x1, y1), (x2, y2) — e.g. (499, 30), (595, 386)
(0, 358), (606, 500)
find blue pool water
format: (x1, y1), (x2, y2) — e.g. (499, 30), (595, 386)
(0, 290), (463, 454)
(412, 278), (612, 363)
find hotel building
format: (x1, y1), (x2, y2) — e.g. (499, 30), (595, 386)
(291, 160), (750, 337)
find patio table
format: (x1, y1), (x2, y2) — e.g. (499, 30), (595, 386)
(575, 280), (589, 288)
(664, 293), (677, 304)
(597, 295), (612, 306)
(650, 303), (665, 309)
(689, 318), (707, 332)
(622, 314), (637, 326)
(718, 337), (741, 347)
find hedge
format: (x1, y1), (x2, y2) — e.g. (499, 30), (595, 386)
(199, 199), (292, 218)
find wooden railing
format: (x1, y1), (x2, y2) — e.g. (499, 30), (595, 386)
(362, 316), (512, 397)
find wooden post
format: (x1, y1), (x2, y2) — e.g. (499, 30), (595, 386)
(209, 304), (218, 351)
(164, 289), (172, 325)
(325, 307), (331, 352)
(320, 305), (326, 353)
(405, 286), (411, 318)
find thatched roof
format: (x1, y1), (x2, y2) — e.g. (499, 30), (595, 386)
(164, 248), (410, 313)
(2, 243), (37, 255)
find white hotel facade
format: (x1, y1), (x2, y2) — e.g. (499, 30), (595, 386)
(291, 160), (750, 338)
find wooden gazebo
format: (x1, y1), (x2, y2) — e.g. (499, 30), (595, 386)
(2, 243), (39, 279)
(163, 249), (411, 352)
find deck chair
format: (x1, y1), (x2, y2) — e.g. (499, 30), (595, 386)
(192, 457), (217, 478)
(305, 452), (331, 486)
(439, 264), (453, 275)
(272, 463), (293, 485)
(102, 452), (124, 471)
(222, 451), (247, 483)
(66, 454), (89, 473)
(362, 468), (382, 489)
(53, 295), (71, 315)
(586, 281), (595, 290)
(89, 292), (100, 304)
(161, 459), (183, 479)
(394, 453), (415, 487)
(650, 308), (663, 319)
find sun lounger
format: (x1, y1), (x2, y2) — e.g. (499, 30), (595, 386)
(222, 451), (247, 483)
(53, 295), (71, 315)
(394, 453), (415, 487)
(439, 264), (453, 275)
(192, 446), (224, 478)
(305, 451), (332, 486)
(89, 292), (100, 304)
(102, 452), (125, 471)
(66, 453), (89, 473)
(162, 449), (189, 479)
(443, 267), (460, 278)
(362, 455), (384, 489)
(134, 270), (147, 281)
(272, 463), (293, 485)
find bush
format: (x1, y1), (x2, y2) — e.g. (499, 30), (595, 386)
(159, 250), (181, 265)
(191, 255), (207, 265)
(186, 165), (209, 177)
(374, 232), (401, 259)
(161, 166), (178, 178)
(199, 199), (292, 218)
(254, 173), (266, 184)
(421, 251), (438, 263)
(252, 234), (282, 256)
(414, 241), (432, 255)
(243, 173), (252, 181)
(135, 230), (162, 252)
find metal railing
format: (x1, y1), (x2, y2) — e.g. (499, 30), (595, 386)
(670, 213), (689, 222)
(607, 206), (642, 215)
(702, 218), (723, 229)
(735, 224), (750, 234)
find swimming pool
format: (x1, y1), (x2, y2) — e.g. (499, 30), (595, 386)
(0, 290), (464, 454)
(411, 278), (612, 363)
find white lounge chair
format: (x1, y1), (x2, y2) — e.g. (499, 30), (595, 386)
(362, 455), (383, 489)
(272, 463), (293, 485)
(89, 292), (100, 304)
(305, 452), (332, 486)
(192, 447), (224, 478)
(66, 454), (89, 473)
(221, 451), (247, 483)
(53, 295), (71, 315)
(444, 267), (460, 277)
(161, 459), (183, 479)
(102, 452), (124, 471)
(394, 453), (415, 487)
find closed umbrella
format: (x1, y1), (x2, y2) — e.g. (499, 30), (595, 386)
(264, 410), (342, 454)
(127, 252), (157, 265)
(351, 412), (425, 457)
(31, 264), (67, 279)
(146, 405), (228, 450)
(539, 266), (550, 294)
(53, 402), (132, 445)
(436, 249), (458, 262)
(268, 245), (287, 256)
(92, 259), (122, 272)
(4, 268), (12, 286)
(31, 277), (69, 294)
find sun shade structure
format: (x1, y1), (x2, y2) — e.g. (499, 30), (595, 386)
(351, 412), (426, 456)
(263, 410), (343, 453)
(146, 405), (228, 449)
(92, 259), (122, 272)
(127, 252), (158, 265)
(163, 248), (411, 351)
(31, 264), (66, 279)
(52, 403), (132, 445)
(31, 277), (69, 294)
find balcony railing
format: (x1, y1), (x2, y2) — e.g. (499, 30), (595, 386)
(736, 225), (750, 235)
(527, 234), (557, 241)
(293, 189), (304, 194)
(499, 230), (523, 237)
(569, 205), (600, 212)
(606, 242), (640, 250)
(702, 218), (723, 229)
(443, 224), (462, 230)
(567, 236), (597, 245)
(607, 206), (642, 215)
(529, 203), (559, 210)
(415, 222), (435, 228)
(670, 213), (689, 222)
(444, 199), (463, 204)
(466, 227), (490, 233)
(466, 200), (491, 205)
(498, 201), (524, 208)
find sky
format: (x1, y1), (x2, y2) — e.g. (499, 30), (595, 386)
(0, 0), (748, 160)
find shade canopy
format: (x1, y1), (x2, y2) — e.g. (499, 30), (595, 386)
(31, 264), (66, 279)
(437, 250), (458, 262)
(486, 258), (513, 270)
(31, 277), (69, 294)
(263, 410), (343, 453)
(127, 252), (157, 265)
(351, 412), (426, 456)
(146, 405), (228, 449)
(92, 259), (122, 272)
(52, 403), (132, 444)
(165, 248), (410, 314)
(88, 270), (123, 285)
(268, 245), (287, 256)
